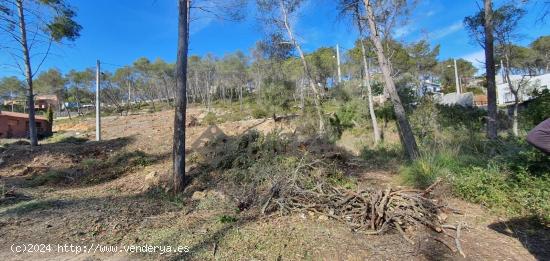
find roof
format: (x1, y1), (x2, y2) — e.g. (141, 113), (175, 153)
(474, 95), (488, 102)
(35, 95), (58, 101)
(0, 111), (48, 121)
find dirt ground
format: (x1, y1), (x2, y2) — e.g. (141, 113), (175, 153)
(0, 107), (548, 260)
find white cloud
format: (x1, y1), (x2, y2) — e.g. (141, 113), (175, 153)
(462, 50), (486, 71)
(394, 24), (415, 38)
(190, 16), (214, 35)
(430, 21), (464, 40)
(425, 10), (437, 17)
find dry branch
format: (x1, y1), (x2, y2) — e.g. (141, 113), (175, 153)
(265, 178), (465, 257)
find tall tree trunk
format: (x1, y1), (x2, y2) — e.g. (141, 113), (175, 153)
(503, 53), (519, 137)
(280, 1), (324, 135)
(300, 77), (305, 112)
(363, 0), (418, 159)
(173, 0), (189, 193)
(484, 0), (498, 139)
(16, 0), (38, 146)
(355, 13), (381, 146)
(239, 84), (243, 111)
(360, 39), (381, 146)
(512, 99), (519, 136)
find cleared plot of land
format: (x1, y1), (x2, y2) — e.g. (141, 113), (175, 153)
(0, 108), (546, 260)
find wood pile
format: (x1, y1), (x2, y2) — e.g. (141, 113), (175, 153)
(263, 179), (467, 257)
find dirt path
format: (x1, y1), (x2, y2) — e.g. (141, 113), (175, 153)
(0, 108), (545, 260)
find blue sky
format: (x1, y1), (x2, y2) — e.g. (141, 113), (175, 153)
(0, 0), (548, 77)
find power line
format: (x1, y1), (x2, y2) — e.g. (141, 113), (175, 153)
(100, 61), (129, 69)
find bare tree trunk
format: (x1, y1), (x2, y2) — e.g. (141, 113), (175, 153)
(512, 99), (519, 136)
(173, 0), (189, 193)
(356, 14), (381, 146)
(503, 53), (519, 137)
(207, 83), (211, 112)
(239, 84), (243, 111)
(300, 77), (305, 112)
(280, 1), (324, 135)
(256, 67), (262, 102)
(484, 0), (498, 139)
(16, 0), (38, 146)
(363, 0), (418, 159)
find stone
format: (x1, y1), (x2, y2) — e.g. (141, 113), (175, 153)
(191, 191), (207, 200)
(144, 171), (158, 182)
(206, 190), (226, 200)
(318, 215), (329, 221)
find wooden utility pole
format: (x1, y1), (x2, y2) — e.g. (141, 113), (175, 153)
(454, 59), (461, 94)
(96, 60), (101, 141)
(336, 44), (342, 83)
(10, 91), (14, 112)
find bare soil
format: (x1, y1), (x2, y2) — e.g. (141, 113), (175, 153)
(0, 107), (547, 260)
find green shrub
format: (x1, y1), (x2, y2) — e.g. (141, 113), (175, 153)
(218, 215), (238, 223)
(261, 81), (294, 119)
(45, 105), (54, 124)
(28, 170), (71, 187)
(251, 107), (268, 119)
(451, 166), (510, 209)
(82, 158), (100, 170)
(522, 89), (550, 127)
(202, 112), (218, 126)
(329, 86), (351, 102)
(437, 104), (486, 131)
(335, 102), (359, 129)
(410, 97), (440, 145)
(452, 166), (550, 223)
(400, 136), (550, 223)
(400, 150), (460, 188)
(327, 114), (344, 142)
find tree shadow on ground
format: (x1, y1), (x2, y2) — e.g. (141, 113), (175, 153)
(0, 136), (134, 172)
(169, 216), (258, 261)
(0, 136), (171, 191)
(488, 216), (550, 260)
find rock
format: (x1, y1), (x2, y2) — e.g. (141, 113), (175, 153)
(145, 171), (158, 182)
(437, 212), (448, 222)
(191, 191), (207, 200)
(185, 164), (199, 173)
(206, 190), (226, 200)
(299, 213), (307, 219)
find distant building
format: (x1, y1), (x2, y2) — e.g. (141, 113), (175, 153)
(3, 99), (23, 107)
(35, 95), (59, 110)
(3, 94), (59, 111)
(417, 79), (442, 96)
(473, 95), (488, 107)
(0, 111), (52, 139)
(497, 73), (550, 105)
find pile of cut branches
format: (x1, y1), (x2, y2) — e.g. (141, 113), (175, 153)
(263, 178), (467, 257)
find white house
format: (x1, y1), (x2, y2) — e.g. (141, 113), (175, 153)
(497, 73), (550, 105)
